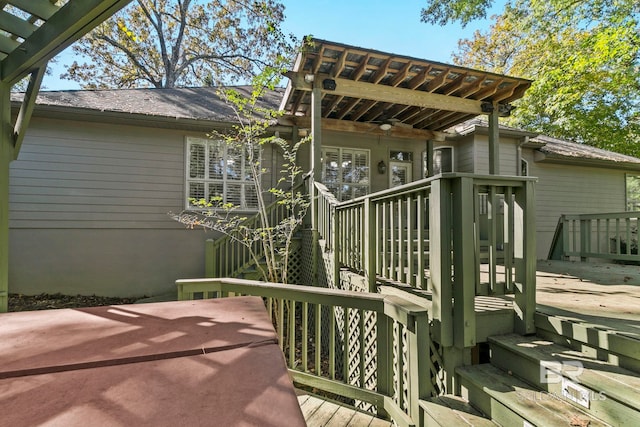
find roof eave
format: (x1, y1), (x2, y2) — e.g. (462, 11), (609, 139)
(534, 151), (640, 171)
(17, 102), (293, 135)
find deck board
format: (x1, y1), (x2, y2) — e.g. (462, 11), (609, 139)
(297, 392), (393, 427)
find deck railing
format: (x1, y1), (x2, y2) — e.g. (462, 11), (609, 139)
(316, 173), (537, 342)
(176, 277), (428, 427)
(204, 183), (304, 279)
(555, 212), (640, 263)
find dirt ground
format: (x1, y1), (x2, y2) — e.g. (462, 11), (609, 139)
(535, 259), (640, 324)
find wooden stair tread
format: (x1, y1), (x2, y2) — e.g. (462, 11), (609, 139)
(489, 333), (640, 408)
(457, 364), (608, 427)
(535, 310), (640, 361)
(420, 395), (496, 426)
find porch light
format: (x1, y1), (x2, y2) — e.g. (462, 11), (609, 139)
(322, 78), (337, 91)
(379, 123), (392, 131)
(378, 160), (387, 174)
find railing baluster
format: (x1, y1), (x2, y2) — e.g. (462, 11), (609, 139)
(315, 303), (321, 376)
(278, 298), (284, 351)
(504, 186), (514, 292)
(289, 300), (296, 368)
(343, 307), (350, 383)
(302, 301), (308, 371)
(416, 192), (426, 290)
(330, 304), (336, 380)
(406, 195), (414, 287)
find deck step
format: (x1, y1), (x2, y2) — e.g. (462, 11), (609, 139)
(419, 395), (496, 426)
(457, 364), (607, 427)
(535, 309), (640, 373)
(490, 333), (640, 426)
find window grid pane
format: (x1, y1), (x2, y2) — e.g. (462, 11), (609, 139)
(322, 147), (370, 201)
(186, 138), (258, 210)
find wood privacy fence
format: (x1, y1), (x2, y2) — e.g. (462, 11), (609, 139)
(551, 212), (640, 263)
(176, 278), (427, 427)
(316, 173), (537, 341)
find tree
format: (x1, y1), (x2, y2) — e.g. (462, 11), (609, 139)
(170, 65), (310, 284)
(422, 0), (640, 156)
(62, 0), (293, 89)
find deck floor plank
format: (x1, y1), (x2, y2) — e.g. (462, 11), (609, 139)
(297, 392), (392, 427)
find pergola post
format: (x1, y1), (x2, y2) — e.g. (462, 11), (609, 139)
(488, 106), (500, 175)
(0, 84), (11, 312)
(426, 139), (434, 177)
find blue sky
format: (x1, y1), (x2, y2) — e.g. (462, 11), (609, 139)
(42, 0), (502, 91)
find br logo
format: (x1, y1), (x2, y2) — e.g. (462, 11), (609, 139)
(539, 360), (584, 383)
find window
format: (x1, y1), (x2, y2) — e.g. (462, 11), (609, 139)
(185, 137), (258, 210)
(521, 159), (529, 177)
(432, 147), (454, 175)
(390, 150), (413, 162)
(626, 174), (640, 211)
(322, 147), (370, 201)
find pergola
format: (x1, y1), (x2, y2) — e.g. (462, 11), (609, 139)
(0, 0), (133, 311)
(280, 39), (532, 179)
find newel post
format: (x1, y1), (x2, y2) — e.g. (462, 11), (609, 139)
(429, 177), (453, 346)
(451, 176), (476, 348)
(514, 179), (536, 334)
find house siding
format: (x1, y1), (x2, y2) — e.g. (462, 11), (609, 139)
(8, 117), (277, 297)
(472, 135), (519, 176)
(524, 149), (628, 259)
(453, 136), (475, 173)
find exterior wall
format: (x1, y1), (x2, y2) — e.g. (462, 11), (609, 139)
(470, 134), (519, 176)
(523, 149), (628, 259)
(9, 117), (278, 297)
(321, 130), (427, 192)
(453, 136), (475, 173)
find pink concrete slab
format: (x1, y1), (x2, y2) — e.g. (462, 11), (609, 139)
(0, 297), (277, 378)
(0, 342), (305, 427)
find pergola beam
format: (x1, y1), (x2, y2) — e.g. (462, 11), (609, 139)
(285, 71), (485, 116)
(289, 116), (440, 141)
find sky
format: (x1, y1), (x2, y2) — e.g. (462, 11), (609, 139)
(41, 0), (502, 91)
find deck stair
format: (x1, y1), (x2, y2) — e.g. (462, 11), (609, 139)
(535, 308), (640, 374)
(456, 331), (640, 426)
(419, 395), (496, 426)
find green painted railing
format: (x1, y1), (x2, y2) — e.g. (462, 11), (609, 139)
(316, 173), (537, 344)
(176, 277), (429, 427)
(555, 212), (640, 263)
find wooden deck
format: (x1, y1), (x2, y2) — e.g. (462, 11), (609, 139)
(297, 391), (393, 427)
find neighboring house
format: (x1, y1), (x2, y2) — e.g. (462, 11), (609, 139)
(8, 42), (640, 297)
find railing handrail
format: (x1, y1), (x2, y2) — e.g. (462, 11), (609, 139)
(177, 277), (428, 321)
(563, 212), (640, 221)
(334, 173), (537, 208)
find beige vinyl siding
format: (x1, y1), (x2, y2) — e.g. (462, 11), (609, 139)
(454, 137), (475, 173)
(472, 135), (519, 175)
(9, 118), (276, 229)
(525, 151), (627, 259)
(10, 118), (185, 229)
(8, 117), (279, 296)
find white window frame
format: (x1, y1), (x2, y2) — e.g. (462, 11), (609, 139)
(185, 137), (258, 210)
(321, 146), (370, 201)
